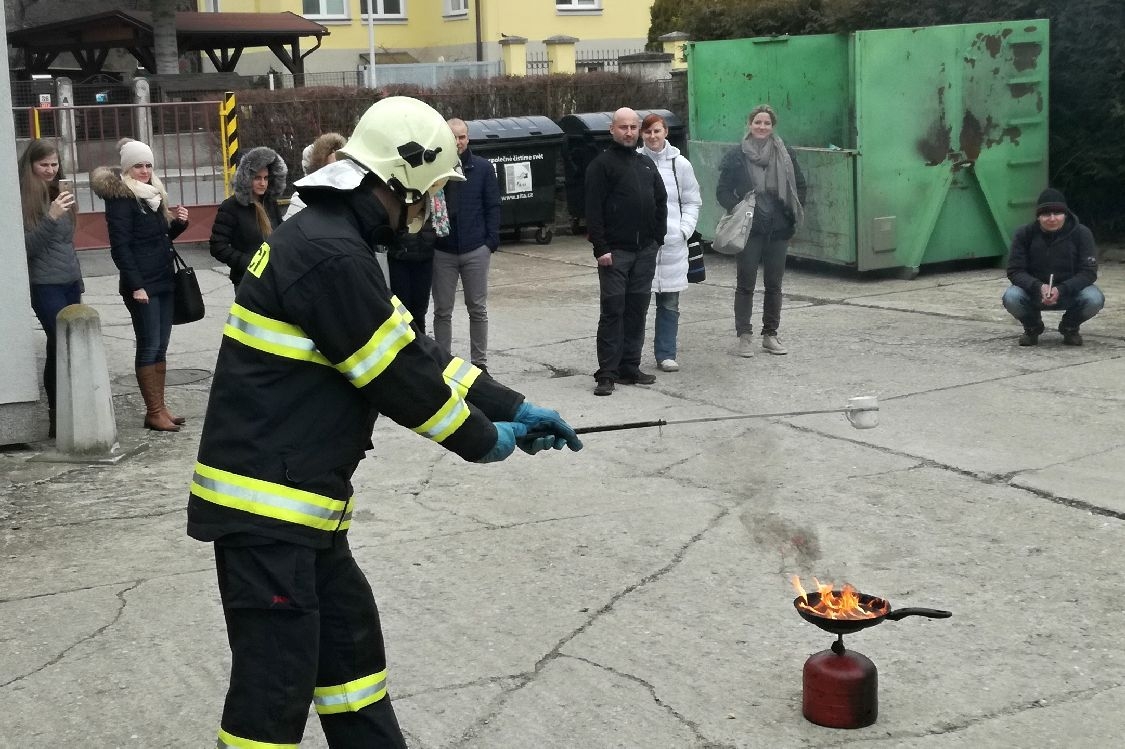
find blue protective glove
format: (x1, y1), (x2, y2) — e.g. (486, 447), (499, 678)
(513, 401), (584, 454)
(476, 422), (528, 463)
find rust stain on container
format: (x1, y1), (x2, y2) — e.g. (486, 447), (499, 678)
(960, 111), (984, 161)
(1011, 42), (1042, 72)
(981, 34), (1002, 58)
(1009, 83), (1037, 99)
(918, 121), (951, 166)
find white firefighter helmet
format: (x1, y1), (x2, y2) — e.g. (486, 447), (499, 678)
(337, 96), (464, 205)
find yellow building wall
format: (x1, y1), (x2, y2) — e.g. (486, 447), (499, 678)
(480, 2), (653, 46)
(198, 1), (653, 70)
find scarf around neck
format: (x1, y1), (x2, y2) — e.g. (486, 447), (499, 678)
(741, 133), (803, 226)
(121, 174), (168, 216)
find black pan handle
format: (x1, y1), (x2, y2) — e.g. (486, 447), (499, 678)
(886, 607), (952, 621)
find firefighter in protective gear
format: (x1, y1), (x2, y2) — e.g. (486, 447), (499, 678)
(188, 96), (581, 748)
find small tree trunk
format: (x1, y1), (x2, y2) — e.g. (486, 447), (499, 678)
(152, 0), (180, 74)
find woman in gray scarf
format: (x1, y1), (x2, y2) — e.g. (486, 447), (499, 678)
(716, 104), (806, 356)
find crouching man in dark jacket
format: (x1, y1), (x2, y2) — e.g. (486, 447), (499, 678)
(1003, 188), (1104, 346)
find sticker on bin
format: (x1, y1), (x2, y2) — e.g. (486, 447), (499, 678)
(504, 162), (533, 194)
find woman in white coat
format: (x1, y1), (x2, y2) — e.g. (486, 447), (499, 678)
(638, 113), (702, 371)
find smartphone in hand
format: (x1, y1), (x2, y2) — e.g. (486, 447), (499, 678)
(57, 178), (74, 195)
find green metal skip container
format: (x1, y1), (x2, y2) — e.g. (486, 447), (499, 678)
(687, 20), (1050, 275)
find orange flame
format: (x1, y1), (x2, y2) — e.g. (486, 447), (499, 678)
(791, 576), (889, 620)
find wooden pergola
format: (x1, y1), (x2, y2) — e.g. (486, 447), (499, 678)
(7, 10), (329, 77)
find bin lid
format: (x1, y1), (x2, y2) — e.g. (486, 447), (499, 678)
(466, 116), (564, 144)
(557, 109), (683, 135)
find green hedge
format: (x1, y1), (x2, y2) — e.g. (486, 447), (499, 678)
(650, 0), (1125, 237)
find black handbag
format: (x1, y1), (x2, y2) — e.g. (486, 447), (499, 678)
(673, 158), (705, 283)
(172, 248), (205, 325)
(686, 231), (706, 283)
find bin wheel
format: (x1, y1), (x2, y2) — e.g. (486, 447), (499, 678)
(535, 227), (553, 245)
(896, 266), (920, 281)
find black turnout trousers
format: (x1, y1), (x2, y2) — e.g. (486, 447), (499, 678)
(214, 535), (407, 748)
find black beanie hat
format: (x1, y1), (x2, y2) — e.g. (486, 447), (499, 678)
(1035, 188), (1067, 215)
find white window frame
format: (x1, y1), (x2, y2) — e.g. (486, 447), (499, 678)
(556, 0), (602, 13)
(302, 0), (348, 20)
(444, 0), (469, 17)
(361, 0), (408, 21)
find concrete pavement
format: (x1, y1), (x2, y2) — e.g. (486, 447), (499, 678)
(2, 235), (1124, 747)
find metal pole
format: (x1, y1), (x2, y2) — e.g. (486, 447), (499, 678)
(367, 1), (377, 88)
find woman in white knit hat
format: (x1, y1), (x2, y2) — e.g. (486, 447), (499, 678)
(92, 138), (190, 431)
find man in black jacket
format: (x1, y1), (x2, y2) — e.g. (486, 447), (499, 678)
(1003, 188), (1104, 346)
(585, 107), (668, 396)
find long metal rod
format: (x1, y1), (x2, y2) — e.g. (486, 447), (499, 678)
(572, 406), (877, 435)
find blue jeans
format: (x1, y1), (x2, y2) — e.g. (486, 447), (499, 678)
(387, 257), (433, 335)
(653, 291), (679, 362)
(30, 281), (83, 408)
(124, 291), (174, 367)
(1002, 284), (1104, 332)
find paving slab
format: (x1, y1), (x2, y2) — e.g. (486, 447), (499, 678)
(3, 234), (1124, 748)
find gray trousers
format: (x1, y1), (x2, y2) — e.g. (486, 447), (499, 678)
(432, 245), (491, 368)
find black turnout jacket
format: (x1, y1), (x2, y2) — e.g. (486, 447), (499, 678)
(188, 184), (524, 548)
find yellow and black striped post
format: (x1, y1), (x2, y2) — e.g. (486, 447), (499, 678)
(219, 91), (239, 197)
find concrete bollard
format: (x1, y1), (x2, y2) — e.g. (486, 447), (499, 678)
(55, 304), (118, 456)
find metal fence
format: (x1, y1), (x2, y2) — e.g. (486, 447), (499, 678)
(527, 48), (645, 75)
(269, 61), (503, 90)
(14, 101), (227, 213)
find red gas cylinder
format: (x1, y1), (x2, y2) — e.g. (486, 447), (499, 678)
(802, 644), (878, 728)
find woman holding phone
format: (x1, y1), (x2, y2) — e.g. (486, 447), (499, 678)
(18, 139), (83, 437)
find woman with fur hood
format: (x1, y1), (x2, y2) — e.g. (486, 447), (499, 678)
(209, 146), (287, 286)
(92, 138), (190, 432)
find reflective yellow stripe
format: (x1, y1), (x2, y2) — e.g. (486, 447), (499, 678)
(217, 728), (297, 749)
(191, 462), (351, 532)
(313, 670), (388, 715)
(336, 298), (415, 388)
(443, 357), (482, 398)
(413, 392), (470, 443)
(224, 303), (331, 366)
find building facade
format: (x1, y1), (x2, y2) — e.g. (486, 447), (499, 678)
(197, 0), (655, 75)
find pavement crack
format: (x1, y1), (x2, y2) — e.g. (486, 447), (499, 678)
(561, 653), (728, 747)
(0, 580), (140, 688)
(450, 504), (732, 746)
(784, 423), (1125, 522)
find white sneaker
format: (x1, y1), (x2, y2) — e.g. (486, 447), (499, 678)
(762, 335), (788, 355)
(738, 333), (755, 357)
(658, 359), (679, 372)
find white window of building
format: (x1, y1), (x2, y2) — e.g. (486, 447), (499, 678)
(361, 0), (407, 19)
(445, 0), (469, 16)
(556, 0), (601, 11)
(302, 0), (347, 18)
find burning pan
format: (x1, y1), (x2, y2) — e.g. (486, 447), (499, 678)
(794, 592), (952, 636)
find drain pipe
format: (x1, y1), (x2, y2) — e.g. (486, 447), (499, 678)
(475, 0), (483, 61)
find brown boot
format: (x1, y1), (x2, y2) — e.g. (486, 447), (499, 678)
(154, 362), (186, 425)
(136, 365), (180, 432)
